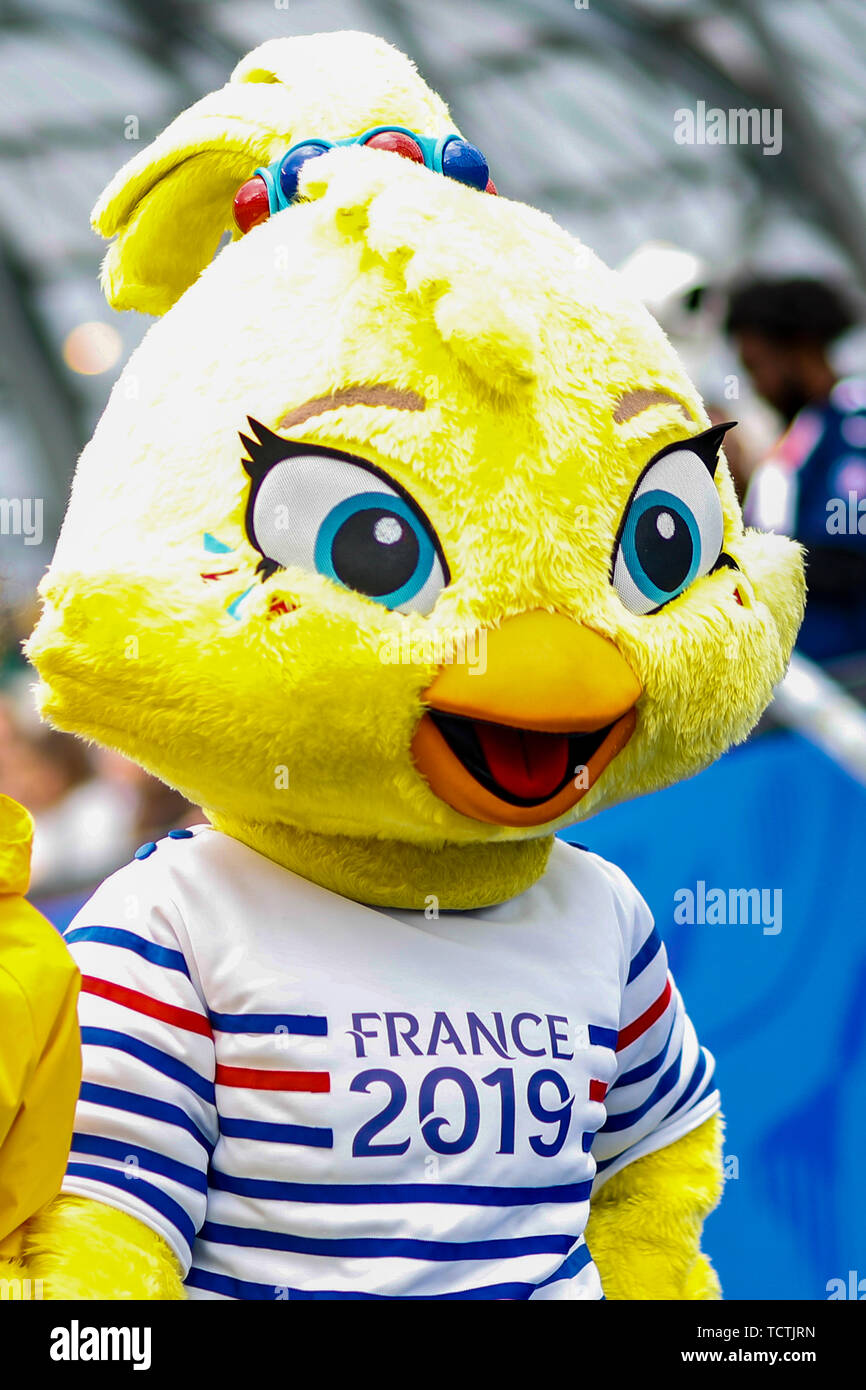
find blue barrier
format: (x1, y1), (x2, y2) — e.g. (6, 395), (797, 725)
(35, 888), (92, 935)
(561, 728), (866, 1300)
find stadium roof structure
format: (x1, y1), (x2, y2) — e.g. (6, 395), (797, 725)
(1, 0), (864, 592)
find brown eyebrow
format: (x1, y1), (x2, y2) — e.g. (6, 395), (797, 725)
(613, 388), (694, 425)
(277, 385), (426, 432)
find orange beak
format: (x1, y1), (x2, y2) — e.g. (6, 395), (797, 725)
(410, 610), (641, 827)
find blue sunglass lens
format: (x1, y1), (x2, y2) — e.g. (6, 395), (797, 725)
(440, 138), (489, 190)
(278, 142), (331, 202)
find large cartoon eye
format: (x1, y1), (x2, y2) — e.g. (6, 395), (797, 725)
(611, 424), (733, 615)
(243, 429), (449, 615)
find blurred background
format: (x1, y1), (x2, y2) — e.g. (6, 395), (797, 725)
(1, 0), (865, 1299)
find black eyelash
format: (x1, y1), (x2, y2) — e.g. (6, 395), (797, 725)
(255, 556), (281, 582)
(240, 416), (296, 482)
(609, 420), (738, 579)
(240, 420), (296, 582)
(711, 551), (739, 573)
(239, 416), (451, 588)
(695, 421), (738, 477)
(648, 420), (738, 480)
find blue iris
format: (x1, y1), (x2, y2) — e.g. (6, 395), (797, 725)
(619, 487), (701, 608)
(313, 491), (436, 609)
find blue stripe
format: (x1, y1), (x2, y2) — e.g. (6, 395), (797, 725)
(536, 1241), (592, 1288)
(588, 1024), (618, 1049)
(185, 1265), (597, 1301)
(594, 1057), (715, 1176)
(677, 1072), (715, 1118)
(615, 1016), (677, 1088)
(208, 1170), (593, 1206)
(65, 926), (190, 977)
(79, 1082), (214, 1156)
(667, 1048), (711, 1118)
(218, 1115), (333, 1149)
(199, 1221), (574, 1262)
(65, 1162), (196, 1253)
(70, 1132), (207, 1194)
(209, 1011), (327, 1036)
(627, 927), (662, 984)
(600, 1050), (683, 1133)
(81, 1027), (215, 1104)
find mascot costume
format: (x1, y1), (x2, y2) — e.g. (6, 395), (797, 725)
(0, 796), (79, 1286)
(19, 32), (804, 1300)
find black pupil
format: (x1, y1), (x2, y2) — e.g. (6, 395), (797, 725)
(635, 505), (693, 593)
(331, 507), (419, 597)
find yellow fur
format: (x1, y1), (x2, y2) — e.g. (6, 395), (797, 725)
(0, 796), (80, 1275)
(25, 1196), (184, 1300)
(27, 54), (804, 905)
(22, 31), (804, 1298)
(0, 1224), (26, 1290)
(586, 1114), (724, 1300)
(94, 33), (453, 314)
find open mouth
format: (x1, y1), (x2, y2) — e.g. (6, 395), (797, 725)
(408, 611), (641, 828)
(412, 704), (637, 827)
(428, 710), (615, 807)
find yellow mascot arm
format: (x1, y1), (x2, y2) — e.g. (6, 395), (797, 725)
(25, 1195), (186, 1300)
(0, 795), (81, 1286)
(585, 1113), (724, 1300)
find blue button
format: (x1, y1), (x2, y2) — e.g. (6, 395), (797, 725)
(168, 828), (194, 840)
(134, 841), (157, 860)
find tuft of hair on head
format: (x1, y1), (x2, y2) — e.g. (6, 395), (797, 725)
(90, 31), (454, 316)
(300, 146), (540, 394)
(724, 276), (857, 346)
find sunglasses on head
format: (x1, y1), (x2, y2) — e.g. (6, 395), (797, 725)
(233, 125), (496, 234)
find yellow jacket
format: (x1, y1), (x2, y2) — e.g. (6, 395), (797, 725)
(0, 794), (80, 1260)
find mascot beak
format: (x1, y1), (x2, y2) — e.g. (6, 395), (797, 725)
(411, 610), (641, 827)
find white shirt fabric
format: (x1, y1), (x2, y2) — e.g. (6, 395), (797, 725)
(60, 827), (719, 1301)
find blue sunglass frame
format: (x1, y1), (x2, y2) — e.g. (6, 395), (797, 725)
(256, 126), (467, 214)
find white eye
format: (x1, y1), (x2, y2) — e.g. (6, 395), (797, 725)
(612, 427), (731, 616)
(243, 429), (449, 616)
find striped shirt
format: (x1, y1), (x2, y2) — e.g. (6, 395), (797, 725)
(61, 828), (719, 1300)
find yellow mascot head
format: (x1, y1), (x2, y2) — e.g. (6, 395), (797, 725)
(28, 32), (804, 908)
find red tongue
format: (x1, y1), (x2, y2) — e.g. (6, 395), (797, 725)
(475, 722), (570, 800)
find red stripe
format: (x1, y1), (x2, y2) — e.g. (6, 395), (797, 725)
(589, 1079), (607, 1102)
(81, 975), (212, 1038)
(216, 1065), (330, 1093)
(616, 979), (672, 1052)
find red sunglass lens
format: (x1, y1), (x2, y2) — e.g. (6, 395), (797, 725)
(364, 130), (425, 163)
(233, 176), (270, 234)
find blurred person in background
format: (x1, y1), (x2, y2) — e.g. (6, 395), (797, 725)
(726, 277), (866, 669)
(0, 687), (196, 898)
